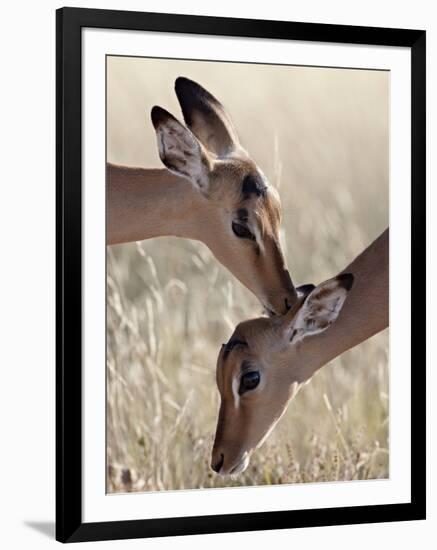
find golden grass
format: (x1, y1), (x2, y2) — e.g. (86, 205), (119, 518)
(106, 57), (389, 493)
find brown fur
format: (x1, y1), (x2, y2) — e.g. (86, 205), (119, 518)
(107, 78), (298, 314)
(212, 229), (389, 474)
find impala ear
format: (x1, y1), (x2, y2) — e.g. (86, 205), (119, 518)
(175, 77), (240, 157)
(151, 106), (212, 194)
(287, 274), (354, 345)
(296, 283), (316, 299)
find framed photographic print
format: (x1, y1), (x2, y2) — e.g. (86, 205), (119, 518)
(56, 7), (426, 543)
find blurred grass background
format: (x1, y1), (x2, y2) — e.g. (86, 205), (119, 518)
(106, 56), (389, 493)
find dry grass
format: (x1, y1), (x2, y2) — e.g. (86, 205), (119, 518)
(106, 57), (389, 493)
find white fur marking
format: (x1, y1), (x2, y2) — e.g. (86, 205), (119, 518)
(232, 377), (240, 409)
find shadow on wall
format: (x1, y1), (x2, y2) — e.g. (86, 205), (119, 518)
(24, 521), (55, 539)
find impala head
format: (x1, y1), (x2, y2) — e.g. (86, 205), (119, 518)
(211, 274), (354, 475)
(150, 77), (297, 315)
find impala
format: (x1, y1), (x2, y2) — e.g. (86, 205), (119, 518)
(211, 229), (389, 475)
(107, 77), (297, 315)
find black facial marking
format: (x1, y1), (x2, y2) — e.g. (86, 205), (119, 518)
(242, 174), (267, 199)
(223, 339), (247, 360)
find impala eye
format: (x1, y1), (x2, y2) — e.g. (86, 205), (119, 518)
(239, 371), (260, 395)
(232, 222), (255, 241)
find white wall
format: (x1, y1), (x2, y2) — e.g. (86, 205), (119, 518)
(0, 1), (434, 548)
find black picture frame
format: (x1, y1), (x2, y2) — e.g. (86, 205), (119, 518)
(56, 7), (426, 543)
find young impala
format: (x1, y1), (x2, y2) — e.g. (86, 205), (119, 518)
(211, 229), (389, 475)
(107, 77), (297, 315)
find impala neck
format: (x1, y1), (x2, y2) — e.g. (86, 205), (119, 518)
(107, 163), (207, 245)
(296, 229), (389, 382)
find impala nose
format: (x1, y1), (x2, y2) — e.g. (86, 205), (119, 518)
(211, 453), (224, 473)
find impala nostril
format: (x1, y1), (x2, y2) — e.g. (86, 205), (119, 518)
(285, 298), (291, 311)
(211, 453), (224, 473)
